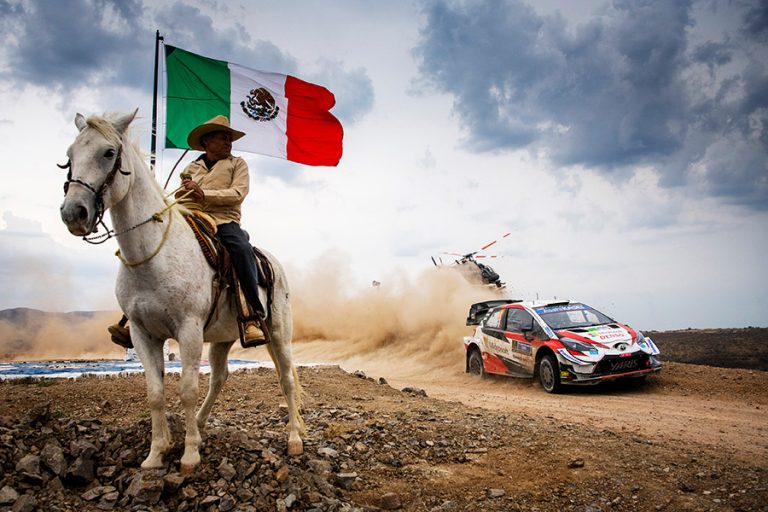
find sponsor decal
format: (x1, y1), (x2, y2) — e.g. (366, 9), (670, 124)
(516, 341), (532, 355)
(487, 337), (511, 356)
(584, 326), (630, 342)
(535, 304), (589, 314)
(609, 358), (639, 372)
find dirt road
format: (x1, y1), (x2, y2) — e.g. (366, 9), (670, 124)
(286, 340), (768, 463)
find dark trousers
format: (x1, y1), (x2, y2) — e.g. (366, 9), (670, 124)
(218, 222), (261, 315)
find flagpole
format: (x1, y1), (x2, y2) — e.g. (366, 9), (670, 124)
(150, 30), (164, 170)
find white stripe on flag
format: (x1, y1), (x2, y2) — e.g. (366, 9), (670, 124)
(228, 63), (289, 159)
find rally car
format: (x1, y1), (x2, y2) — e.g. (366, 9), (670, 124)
(463, 299), (661, 393)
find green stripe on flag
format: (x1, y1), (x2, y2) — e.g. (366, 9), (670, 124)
(165, 45), (231, 149)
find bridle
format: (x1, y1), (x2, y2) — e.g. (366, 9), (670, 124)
(58, 145), (130, 244)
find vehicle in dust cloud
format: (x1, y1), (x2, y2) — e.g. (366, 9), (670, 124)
(432, 232), (509, 288)
(463, 299), (662, 393)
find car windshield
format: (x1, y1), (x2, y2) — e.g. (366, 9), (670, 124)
(536, 304), (614, 330)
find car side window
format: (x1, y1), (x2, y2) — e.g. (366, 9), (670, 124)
(506, 309), (534, 333)
(485, 309), (504, 329)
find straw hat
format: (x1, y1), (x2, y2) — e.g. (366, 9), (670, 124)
(187, 115), (245, 151)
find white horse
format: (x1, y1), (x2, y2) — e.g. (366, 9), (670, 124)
(58, 110), (304, 472)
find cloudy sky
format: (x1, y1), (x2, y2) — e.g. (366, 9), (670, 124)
(0, 0), (766, 330)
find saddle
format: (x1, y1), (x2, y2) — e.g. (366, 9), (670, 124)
(184, 212), (275, 346)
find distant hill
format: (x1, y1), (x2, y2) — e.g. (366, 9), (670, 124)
(0, 307), (106, 324)
(0, 308), (119, 361)
(648, 327), (768, 372)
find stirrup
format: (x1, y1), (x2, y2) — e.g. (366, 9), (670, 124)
(239, 313), (271, 348)
(108, 323), (133, 349)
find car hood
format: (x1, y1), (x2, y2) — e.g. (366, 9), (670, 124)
(556, 324), (635, 349)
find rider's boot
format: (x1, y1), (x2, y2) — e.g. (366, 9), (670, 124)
(108, 315), (133, 349)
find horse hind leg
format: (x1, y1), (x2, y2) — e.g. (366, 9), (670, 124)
(196, 341), (234, 432)
(266, 339), (305, 456)
(132, 332), (171, 469)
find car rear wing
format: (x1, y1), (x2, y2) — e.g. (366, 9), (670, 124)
(466, 299), (522, 326)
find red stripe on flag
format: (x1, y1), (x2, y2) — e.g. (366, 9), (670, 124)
(285, 76), (344, 166)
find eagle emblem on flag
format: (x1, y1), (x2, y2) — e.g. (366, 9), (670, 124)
(240, 87), (279, 122)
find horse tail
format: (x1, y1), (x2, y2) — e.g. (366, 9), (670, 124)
(266, 343), (306, 436)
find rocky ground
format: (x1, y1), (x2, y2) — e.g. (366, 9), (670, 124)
(1, 362), (767, 512)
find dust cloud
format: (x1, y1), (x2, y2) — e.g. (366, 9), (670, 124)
(0, 310), (123, 362)
(286, 258), (501, 375)
(1, 258), (501, 371)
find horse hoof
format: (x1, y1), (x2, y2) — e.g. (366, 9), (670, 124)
(287, 439), (303, 457)
(180, 463), (197, 475)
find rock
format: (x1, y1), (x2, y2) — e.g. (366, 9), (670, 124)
(354, 441), (368, 453)
(22, 402), (50, 425)
(126, 471), (164, 505)
(15, 454), (41, 476)
(353, 370), (367, 379)
(402, 387), (427, 397)
(0, 485), (18, 505)
(97, 465), (118, 479)
(163, 472), (186, 492)
(336, 472), (358, 490)
(82, 486), (117, 501)
(318, 447), (339, 458)
(66, 454), (96, 485)
(217, 458), (237, 481)
(284, 493), (297, 508)
(70, 439), (98, 459)
(568, 458), (585, 469)
(219, 494), (236, 511)
(10, 493), (36, 512)
(487, 488), (506, 499)
(200, 495), (220, 506)
(97, 490), (119, 510)
(275, 464), (290, 482)
(307, 459), (333, 476)
(41, 441), (68, 476)
(378, 377), (389, 385)
(379, 491), (402, 509)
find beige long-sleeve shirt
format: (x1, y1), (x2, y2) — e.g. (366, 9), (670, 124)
(181, 155), (249, 225)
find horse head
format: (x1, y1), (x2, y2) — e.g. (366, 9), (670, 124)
(60, 110), (137, 236)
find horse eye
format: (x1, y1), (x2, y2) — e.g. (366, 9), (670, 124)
(104, 148), (115, 158)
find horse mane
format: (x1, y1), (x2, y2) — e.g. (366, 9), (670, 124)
(85, 114), (124, 147)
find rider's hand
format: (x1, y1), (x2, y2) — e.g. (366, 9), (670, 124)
(181, 179), (205, 203)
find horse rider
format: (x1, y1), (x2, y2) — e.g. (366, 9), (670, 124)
(108, 115), (267, 348)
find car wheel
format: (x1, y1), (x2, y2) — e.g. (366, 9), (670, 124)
(538, 354), (562, 393)
(468, 349), (485, 378)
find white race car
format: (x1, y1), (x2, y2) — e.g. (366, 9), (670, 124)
(464, 299), (662, 393)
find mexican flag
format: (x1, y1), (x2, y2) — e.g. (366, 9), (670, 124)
(164, 45), (343, 166)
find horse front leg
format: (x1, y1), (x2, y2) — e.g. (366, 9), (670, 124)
(196, 341), (234, 432)
(132, 331), (171, 469)
(176, 324), (204, 473)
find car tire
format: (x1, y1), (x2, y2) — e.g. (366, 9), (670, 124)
(538, 354), (562, 393)
(468, 349), (486, 378)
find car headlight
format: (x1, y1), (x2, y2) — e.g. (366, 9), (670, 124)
(560, 337), (594, 353)
(635, 331), (650, 351)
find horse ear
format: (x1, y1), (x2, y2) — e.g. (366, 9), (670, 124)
(113, 109), (138, 135)
(75, 113), (87, 132)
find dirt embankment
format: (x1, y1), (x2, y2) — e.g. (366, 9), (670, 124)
(1, 361), (766, 511)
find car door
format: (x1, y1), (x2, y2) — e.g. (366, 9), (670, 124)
(479, 308), (511, 374)
(502, 307), (538, 376)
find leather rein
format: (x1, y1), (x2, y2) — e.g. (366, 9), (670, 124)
(58, 146), (130, 244)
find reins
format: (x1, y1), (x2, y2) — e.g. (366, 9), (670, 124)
(58, 141), (194, 266)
